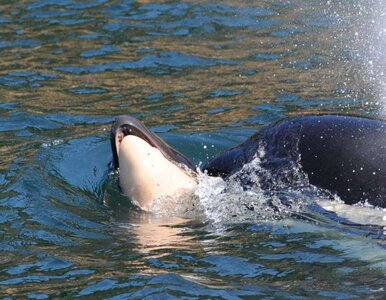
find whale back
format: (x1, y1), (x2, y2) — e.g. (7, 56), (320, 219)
(203, 115), (386, 208)
(297, 115), (386, 207)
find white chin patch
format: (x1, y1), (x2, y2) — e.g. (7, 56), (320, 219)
(118, 135), (197, 211)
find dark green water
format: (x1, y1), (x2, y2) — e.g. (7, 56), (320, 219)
(0, 0), (385, 298)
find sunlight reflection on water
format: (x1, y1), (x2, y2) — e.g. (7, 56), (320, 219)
(0, 0), (385, 298)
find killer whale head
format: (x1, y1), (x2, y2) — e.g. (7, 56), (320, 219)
(110, 115), (197, 209)
(110, 115), (196, 171)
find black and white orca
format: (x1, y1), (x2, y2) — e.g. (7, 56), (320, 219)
(111, 115), (386, 209)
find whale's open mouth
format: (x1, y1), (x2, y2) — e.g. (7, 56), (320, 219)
(110, 115), (196, 171)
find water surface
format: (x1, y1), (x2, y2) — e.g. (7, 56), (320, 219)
(0, 0), (385, 298)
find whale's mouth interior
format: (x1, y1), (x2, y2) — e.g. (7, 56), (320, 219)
(116, 124), (156, 151)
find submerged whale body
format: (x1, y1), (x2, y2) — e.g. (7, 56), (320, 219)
(111, 115), (386, 209)
(203, 115), (386, 208)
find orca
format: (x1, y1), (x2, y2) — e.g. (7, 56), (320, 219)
(111, 115), (386, 209)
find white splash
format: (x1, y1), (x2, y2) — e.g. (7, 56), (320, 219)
(370, 1), (386, 110)
(350, 1), (386, 111)
(130, 145), (386, 230)
(194, 154), (301, 224)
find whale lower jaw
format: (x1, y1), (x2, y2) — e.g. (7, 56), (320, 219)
(118, 135), (197, 210)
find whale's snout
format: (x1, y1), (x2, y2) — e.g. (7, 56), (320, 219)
(110, 115), (195, 171)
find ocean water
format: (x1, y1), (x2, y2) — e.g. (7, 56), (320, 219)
(0, 0), (385, 298)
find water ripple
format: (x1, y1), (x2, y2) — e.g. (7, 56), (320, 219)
(6, 256), (74, 275)
(0, 72), (57, 88)
(0, 268), (95, 286)
(0, 39), (41, 49)
(0, 0), (385, 298)
(80, 45), (120, 58)
(198, 255), (279, 277)
(56, 51), (235, 74)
